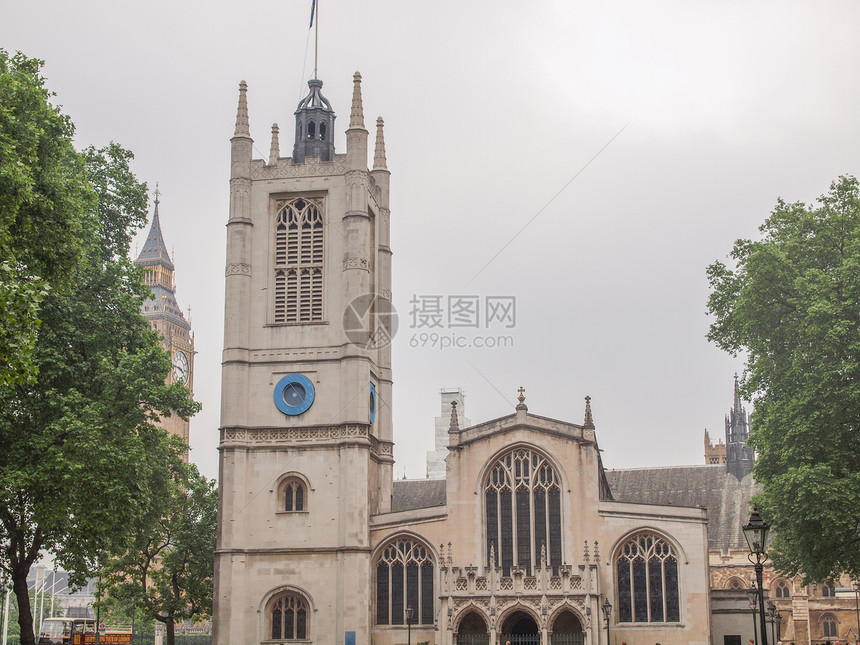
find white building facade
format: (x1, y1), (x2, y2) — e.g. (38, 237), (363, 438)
(213, 71), (713, 645)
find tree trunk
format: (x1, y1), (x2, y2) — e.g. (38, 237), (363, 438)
(165, 616), (175, 645)
(13, 563), (36, 645)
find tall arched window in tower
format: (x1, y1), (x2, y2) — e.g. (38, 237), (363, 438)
(375, 538), (434, 627)
(484, 448), (562, 575)
(274, 198), (324, 323)
(615, 533), (680, 623)
(268, 592), (310, 641)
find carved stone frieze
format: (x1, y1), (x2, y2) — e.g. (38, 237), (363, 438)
(221, 424), (371, 445)
(381, 288), (392, 300)
(225, 263), (251, 277)
(343, 257), (369, 272)
(250, 156), (346, 180)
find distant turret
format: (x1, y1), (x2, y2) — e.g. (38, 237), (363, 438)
(725, 374), (754, 480)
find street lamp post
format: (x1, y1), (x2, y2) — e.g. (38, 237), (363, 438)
(406, 606), (414, 645)
(853, 581), (860, 645)
(602, 598), (613, 645)
(744, 508), (771, 645)
(747, 583), (760, 645)
(767, 601), (778, 645)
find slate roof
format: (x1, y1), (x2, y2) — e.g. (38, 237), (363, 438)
(136, 202), (174, 270)
(392, 479), (446, 512)
(605, 465), (762, 552)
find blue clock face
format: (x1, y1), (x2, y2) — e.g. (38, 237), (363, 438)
(274, 374), (315, 415)
(369, 382), (377, 424)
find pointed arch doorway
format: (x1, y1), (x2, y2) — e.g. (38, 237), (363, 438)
(500, 610), (540, 645)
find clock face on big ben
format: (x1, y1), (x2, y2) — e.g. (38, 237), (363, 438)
(172, 351), (189, 385)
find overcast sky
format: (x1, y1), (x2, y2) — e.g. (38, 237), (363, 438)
(4, 1), (859, 482)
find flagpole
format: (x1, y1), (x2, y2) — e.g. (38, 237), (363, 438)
(314, 0), (319, 79)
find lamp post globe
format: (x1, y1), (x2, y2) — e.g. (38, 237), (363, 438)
(602, 597), (612, 645)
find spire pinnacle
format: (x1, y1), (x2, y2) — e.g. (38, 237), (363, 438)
(234, 80), (250, 137)
(373, 117), (387, 170)
(733, 372), (743, 413)
(449, 400), (459, 432)
(269, 123), (280, 165)
(349, 71), (365, 129)
(583, 395), (595, 429)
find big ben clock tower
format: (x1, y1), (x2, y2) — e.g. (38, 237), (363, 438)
(135, 189), (195, 457)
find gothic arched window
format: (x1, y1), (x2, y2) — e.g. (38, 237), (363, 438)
(375, 538), (434, 627)
(269, 592), (309, 641)
(319, 121), (327, 141)
(274, 198), (324, 323)
(307, 120), (315, 139)
(281, 478), (305, 512)
(774, 580), (790, 598)
(616, 533), (680, 623)
(822, 581), (835, 597)
(823, 614), (838, 638)
(484, 448), (562, 576)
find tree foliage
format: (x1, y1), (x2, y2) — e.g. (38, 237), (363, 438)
(0, 51), (200, 645)
(707, 175), (860, 581)
(0, 50), (95, 386)
(100, 467), (217, 645)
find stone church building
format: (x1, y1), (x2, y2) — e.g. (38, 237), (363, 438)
(212, 71), (716, 645)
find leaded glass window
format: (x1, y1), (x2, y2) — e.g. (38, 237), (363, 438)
(485, 448), (562, 575)
(283, 480), (305, 512)
(270, 593), (309, 640)
(823, 614), (838, 638)
(274, 198), (324, 323)
(616, 534), (680, 623)
(376, 538), (434, 626)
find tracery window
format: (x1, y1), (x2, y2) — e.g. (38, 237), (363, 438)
(822, 581), (835, 597)
(375, 538), (434, 626)
(282, 479), (305, 512)
(616, 533), (680, 623)
(485, 448), (561, 576)
(774, 580), (790, 598)
(823, 614), (838, 638)
(269, 592), (309, 641)
(274, 198), (323, 323)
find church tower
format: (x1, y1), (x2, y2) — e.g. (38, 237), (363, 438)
(214, 73), (393, 645)
(725, 374), (754, 480)
(135, 192), (194, 456)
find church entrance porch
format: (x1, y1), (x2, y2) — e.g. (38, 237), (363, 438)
(550, 610), (584, 645)
(500, 611), (540, 645)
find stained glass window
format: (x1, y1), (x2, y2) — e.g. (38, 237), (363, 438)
(375, 538), (434, 626)
(616, 534), (680, 623)
(485, 448), (562, 575)
(274, 198), (324, 323)
(269, 593), (309, 640)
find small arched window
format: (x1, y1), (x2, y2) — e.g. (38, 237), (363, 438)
(774, 580), (790, 598)
(822, 581), (835, 597)
(307, 120), (315, 139)
(616, 533), (680, 623)
(280, 477), (307, 512)
(269, 592), (309, 640)
(319, 121), (327, 141)
(823, 614), (838, 638)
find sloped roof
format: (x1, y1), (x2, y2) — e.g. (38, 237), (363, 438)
(392, 479), (446, 512)
(136, 201), (174, 270)
(605, 465), (761, 552)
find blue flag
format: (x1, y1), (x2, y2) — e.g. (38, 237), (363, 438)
(309, 0), (316, 28)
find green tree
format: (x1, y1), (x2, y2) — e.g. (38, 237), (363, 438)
(100, 467), (217, 645)
(0, 52), (199, 645)
(707, 175), (860, 581)
(0, 50), (95, 386)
